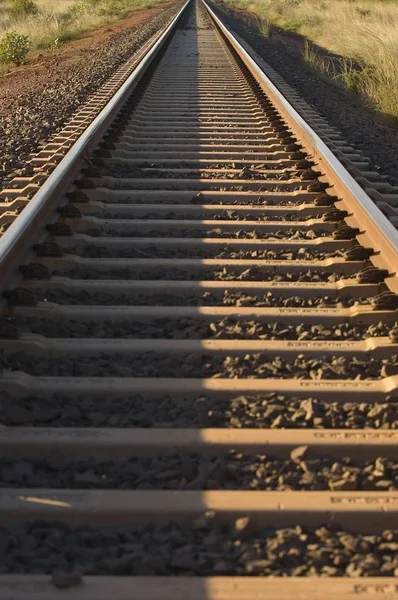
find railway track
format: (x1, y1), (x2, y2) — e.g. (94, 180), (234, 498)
(0, 0), (398, 597)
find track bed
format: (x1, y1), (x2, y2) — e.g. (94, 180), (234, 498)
(0, 0), (398, 597)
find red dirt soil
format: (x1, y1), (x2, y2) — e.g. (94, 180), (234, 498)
(0, 2), (175, 113)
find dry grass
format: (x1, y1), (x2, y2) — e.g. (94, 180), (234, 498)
(222, 0), (398, 120)
(0, 0), (167, 68)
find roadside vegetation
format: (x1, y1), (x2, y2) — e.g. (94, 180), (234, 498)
(221, 0), (398, 121)
(0, 0), (167, 69)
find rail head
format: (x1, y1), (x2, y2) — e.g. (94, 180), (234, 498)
(0, 0), (190, 294)
(203, 0), (398, 291)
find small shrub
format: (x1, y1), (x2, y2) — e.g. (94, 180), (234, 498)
(65, 0), (100, 20)
(302, 15), (322, 26)
(334, 59), (365, 94)
(355, 6), (371, 17)
(302, 39), (332, 74)
(252, 13), (271, 36)
(8, 0), (38, 17)
(0, 30), (31, 64)
(65, 1), (89, 21)
(260, 17), (271, 36)
(282, 0), (302, 6)
(284, 18), (305, 31)
(302, 39), (318, 67)
(98, 1), (123, 17)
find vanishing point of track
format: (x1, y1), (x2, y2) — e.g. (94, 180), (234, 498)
(0, 1), (398, 598)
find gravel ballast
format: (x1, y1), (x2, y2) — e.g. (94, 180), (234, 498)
(78, 226), (331, 240)
(10, 316), (391, 341)
(101, 194), (330, 206)
(65, 245), (348, 260)
(2, 351), (397, 379)
(89, 209), (327, 221)
(51, 266), (347, 282)
(1, 518), (398, 576)
(30, 289), (372, 308)
(0, 393), (396, 428)
(0, 453), (396, 491)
